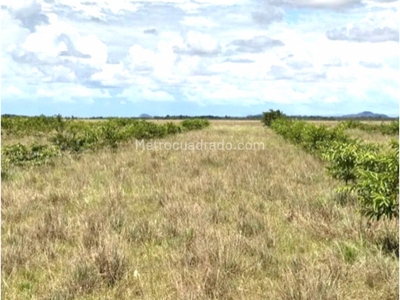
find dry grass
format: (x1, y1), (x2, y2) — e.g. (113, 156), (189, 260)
(2, 121), (398, 299)
(345, 129), (399, 144)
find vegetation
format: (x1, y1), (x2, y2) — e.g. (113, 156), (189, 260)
(261, 109), (286, 127)
(1, 115), (210, 170)
(2, 143), (60, 167)
(2, 117), (398, 299)
(181, 119), (211, 130)
(340, 119), (399, 136)
(263, 111), (399, 221)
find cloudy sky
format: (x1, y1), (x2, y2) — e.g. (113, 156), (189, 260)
(1, 0), (399, 117)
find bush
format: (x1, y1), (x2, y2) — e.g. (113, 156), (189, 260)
(165, 122), (183, 135)
(181, 119), (210, 130)
(2, 143), (60, 167)
(50, 126), (100, 153)
(261, 109), (286, 127)
(353, 140), (399, 220)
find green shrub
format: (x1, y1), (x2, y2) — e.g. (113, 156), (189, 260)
(261, 109), (286, 127)
(353, 140), (399, 220)
(181, 119), (210, 130)
(2, 143), (60, 167)
(164, 122), (183, 135)
(50, 127), (100, 153)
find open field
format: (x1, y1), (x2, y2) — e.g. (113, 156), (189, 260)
(1, 119), (397, 147)
(345, 129), (399, 145)
(2, 120), (398, 300)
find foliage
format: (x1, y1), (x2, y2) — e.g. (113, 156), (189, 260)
(352, 140), (399, 220)
(261, 109), (286, 127)
(340, 120), (399, 135)
(49, 121), (101, 153)
(1, 116), (210, 166)
(181, 119), (210, 130)
(322, 141), (380, 185)
(271, 118), (349, 154)
(268, 116), (399, 221)
(1, 115), (66, 136)
(165, 122), (183, 135)
(2, 143), (60, 167)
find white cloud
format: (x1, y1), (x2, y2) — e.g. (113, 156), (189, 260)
(5, 12), (109, 88)
(269, 0), (361, 9)
(174, 31), (221, 55)
(128, 44), (156, 70)
(323, 95), (340, 103)
(1, 0), (398, 115)
(182, 80), (314, 106)
(126, 37), (182, 80)
(91, 62), (132, 86)
(181, 16), (219, 28)
(4, 86), (24, 97)
(16, 13), (108, 67)
(117, 88), (175, 102)
(36, 85), (111, 103)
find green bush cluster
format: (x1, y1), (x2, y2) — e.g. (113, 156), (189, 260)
(261, 109), (286, 127)
(340, 119), (399, 135)
(353, 140), (398, 220)
(181, 119), (210, 130)
(266, 114), (399, 221)
(2, 143), (60, 167)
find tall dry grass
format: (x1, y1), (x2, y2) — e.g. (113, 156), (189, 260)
(2, 121), (398, 299)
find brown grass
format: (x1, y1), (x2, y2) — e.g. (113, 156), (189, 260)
(2, 121), (398, 299)
(345, 129), (399, 144)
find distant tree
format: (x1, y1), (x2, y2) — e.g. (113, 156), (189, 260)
(261, 109), (286, 127)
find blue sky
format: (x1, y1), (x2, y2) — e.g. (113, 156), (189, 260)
(1, 0), (399, 117)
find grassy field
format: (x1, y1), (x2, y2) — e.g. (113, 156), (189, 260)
(344, 128), (399, 145)
(2, 120), (398, 299)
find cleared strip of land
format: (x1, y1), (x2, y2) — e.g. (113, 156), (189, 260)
(2, 121), (398, 299)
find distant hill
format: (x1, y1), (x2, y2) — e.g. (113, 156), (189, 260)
(246, 111), (394, 120)
(139, 113), (153, 119)
(340, 111), (390, 119)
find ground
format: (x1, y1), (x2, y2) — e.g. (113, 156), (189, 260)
(1, 120), (398, 299)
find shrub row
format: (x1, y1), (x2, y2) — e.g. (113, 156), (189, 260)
(1, 116), (211, 138)
(271, 118), (350, 154)
(1, 115), (66, 136)
(2, 118), (210, 168)
(339, 119), (399, 135)
(263, 110), (399, 220)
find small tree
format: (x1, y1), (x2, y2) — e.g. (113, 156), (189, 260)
(261, 109), (286, 127)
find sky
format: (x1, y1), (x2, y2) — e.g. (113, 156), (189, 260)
(1, 0), (399, 117)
